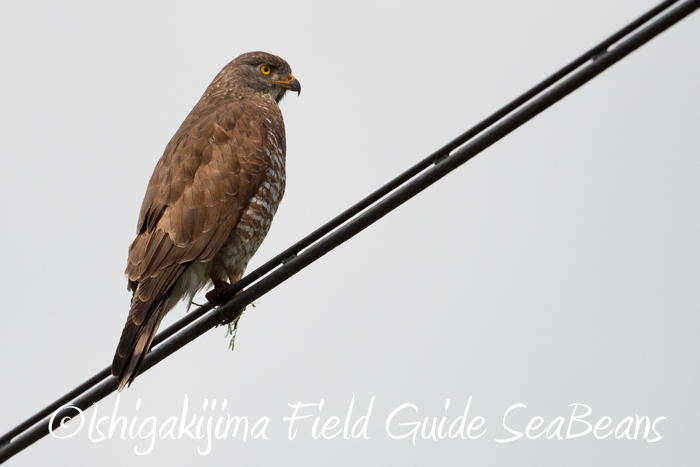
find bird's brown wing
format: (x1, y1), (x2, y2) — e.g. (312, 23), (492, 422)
(112, 98), (270, 390)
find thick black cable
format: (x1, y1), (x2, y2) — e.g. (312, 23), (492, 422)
(0, 0), (682, 448)
(1, 0), (697, 462)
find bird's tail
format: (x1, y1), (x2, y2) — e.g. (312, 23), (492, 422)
(112, 263), (187, 391)
(112, 304), (166, 391)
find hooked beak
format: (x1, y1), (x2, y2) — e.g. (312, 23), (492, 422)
(273, 74), (301, 95)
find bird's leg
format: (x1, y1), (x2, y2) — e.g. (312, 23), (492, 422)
(205, 278), (232, 305)
(205, 275), (244, 305)
(205, 274), (246, 347)
(227, 274), (241, 289)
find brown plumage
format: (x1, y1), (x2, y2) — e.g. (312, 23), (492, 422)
(112, 51), (301, 391)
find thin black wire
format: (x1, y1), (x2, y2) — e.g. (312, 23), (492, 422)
(1, 0), (697, 462)
(2, 1), (680, 441)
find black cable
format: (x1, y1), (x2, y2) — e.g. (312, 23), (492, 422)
(1, 0), (697, 462)
(3, 1), (682, 441)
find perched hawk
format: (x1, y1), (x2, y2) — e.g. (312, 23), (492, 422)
(112, 51), (300, 391)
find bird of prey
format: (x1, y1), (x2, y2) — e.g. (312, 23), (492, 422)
(112, 51), (300, 391)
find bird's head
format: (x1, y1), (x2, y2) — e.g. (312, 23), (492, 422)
(216, 51), (301, 103)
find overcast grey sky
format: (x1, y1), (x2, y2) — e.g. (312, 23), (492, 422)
(1, 0), (699, 465)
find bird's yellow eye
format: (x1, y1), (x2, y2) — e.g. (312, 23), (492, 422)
(260, 65), (271, 75)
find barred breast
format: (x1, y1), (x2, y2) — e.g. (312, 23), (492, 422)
(215, 119), (286, 283)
